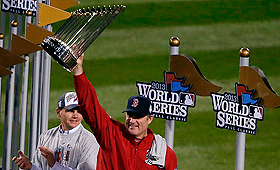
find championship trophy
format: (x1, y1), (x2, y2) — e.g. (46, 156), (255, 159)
(41, 5), (126, 72)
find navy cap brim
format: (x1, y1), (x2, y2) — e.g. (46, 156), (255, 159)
(64, 104), (79, 110)
(122, 109), (148, 117)
(122, 109), (135, 113)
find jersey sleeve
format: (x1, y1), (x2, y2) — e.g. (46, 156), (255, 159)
(73, 71), (114, 149)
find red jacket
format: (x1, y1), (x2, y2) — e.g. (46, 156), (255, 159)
(74, 72), (177, 170)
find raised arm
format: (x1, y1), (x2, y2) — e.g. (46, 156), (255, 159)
(72, 54), (113, 148)
(72, 54), (84, 76)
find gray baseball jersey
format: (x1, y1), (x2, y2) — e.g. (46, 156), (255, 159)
(31, 124), (99, 170)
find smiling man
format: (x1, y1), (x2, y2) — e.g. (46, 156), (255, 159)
(123, 96), (154, 139)
(12, 92), (99, 170)
(72, 55), (177, 170)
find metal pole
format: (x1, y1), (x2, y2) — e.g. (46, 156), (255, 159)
(0, 11), (6, 37)
(235, 47), (250, 170)
(11, 14), (25, 170)
(29, 50), (40, 158)
(0, 10), (7, 168)
(0, 33), (4, 121)
(29, 1), (41, 158)
(38, 0), (52, 135)
(41, 52), (48, 133)
(0, 6), (6, 126)
(165, 37), (180, 149)
(0, 11), (6, 120)
(3, 20), (18, 170)
(0, 11), (6, 168)
(19, 11), (33, 155)
(37, 51), (43, 136)
(41, 46), (51, 133)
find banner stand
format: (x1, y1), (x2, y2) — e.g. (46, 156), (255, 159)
(165, 37), (180, 149)
(235, 48), (250, 170)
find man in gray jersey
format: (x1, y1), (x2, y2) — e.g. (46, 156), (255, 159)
(12, 92), (99, 170)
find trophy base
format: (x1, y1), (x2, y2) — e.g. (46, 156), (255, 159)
(41, 37), (78, 72)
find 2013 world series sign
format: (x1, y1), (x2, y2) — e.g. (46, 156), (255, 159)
(211, 83), (264, 135)
(1, 0), (37, 16)
(136, 71), (196, 122)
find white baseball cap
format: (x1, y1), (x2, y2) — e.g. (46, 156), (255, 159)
(57, 92), (79, 110)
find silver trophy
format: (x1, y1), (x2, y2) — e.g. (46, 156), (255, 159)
(41, 5), (126, 72)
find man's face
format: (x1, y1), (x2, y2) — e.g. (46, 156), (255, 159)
(125, 112), (153, 139)
(56, 107), (83, 131)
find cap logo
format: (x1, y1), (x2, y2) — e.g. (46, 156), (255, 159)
(132, 99), (139, 107)
(66, 93), (77, 102)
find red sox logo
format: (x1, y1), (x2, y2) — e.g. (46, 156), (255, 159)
(132, 99), (139, 107)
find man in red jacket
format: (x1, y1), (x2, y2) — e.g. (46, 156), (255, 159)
(72, 54), (177, 170)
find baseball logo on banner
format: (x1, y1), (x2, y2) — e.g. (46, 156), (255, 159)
(136, 71), (196, 122)
(211, 83), (264, 135)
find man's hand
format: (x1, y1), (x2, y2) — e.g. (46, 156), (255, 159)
(12, 150), (32, 169)
(72, 53), (84, 76)
(39, 146), (56, 168)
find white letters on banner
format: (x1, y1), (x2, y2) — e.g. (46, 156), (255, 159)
(136, 71), (196, 122)
(211, 83), (264, 135)
(1, 0), (37, 16)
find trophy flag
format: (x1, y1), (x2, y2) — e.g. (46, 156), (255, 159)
(0, 47), (26, 68)
(38, 3), (72, 27)
(26, 23), (54, 45)
(51, 0), (79, 10)
(0, 65), (12, 77)
(11, 34), (43, 56)
(0, 46), (26, 76)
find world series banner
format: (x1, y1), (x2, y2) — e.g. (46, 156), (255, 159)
(136, 71), (196, 122)
(211, 83), (264, 135)
(1, 0), (37, 16)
